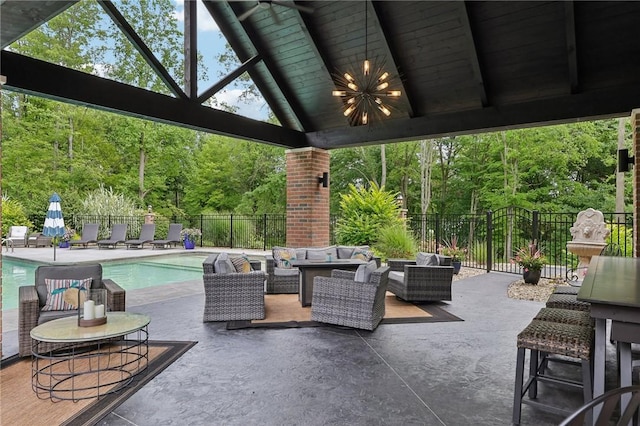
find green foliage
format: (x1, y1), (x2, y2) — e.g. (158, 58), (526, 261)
(511, 243), (547, 271)
(335, 182), (403, 245)
(1, 197), (34, 235)
(80, 186), (137, 217)
(469, 240), (487, 266)
(440, 236), (467, 261)
(606, 223), (633, 257)
(374, 225), (418, 260)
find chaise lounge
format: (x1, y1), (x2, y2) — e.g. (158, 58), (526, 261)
(97, 224), (128, 249)
(125, 223), (156, 249)
(69, 223), (99, 248)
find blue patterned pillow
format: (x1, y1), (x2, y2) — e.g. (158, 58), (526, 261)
(42, 278), (93, 311)
(273, 248), (297, 269)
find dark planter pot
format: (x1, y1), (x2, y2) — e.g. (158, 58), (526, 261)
(452, 261), (462, 275)
(184, 239), (195, 250)
(523, 269), (542, 284)
(58, 241), (70, 248)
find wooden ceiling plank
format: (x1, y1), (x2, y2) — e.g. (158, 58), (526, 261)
(1, 50), (306, 148)
(97, 0), (186, 100)
(564, 2), (579, 93)
(459, 1), (489, 107)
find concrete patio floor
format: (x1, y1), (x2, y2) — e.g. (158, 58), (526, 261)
(0, 247), (627, 425)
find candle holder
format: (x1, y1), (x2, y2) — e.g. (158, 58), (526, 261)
(78, 289), (107, 327)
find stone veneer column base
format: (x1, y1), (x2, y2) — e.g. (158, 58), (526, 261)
(285, 147), (330, 248)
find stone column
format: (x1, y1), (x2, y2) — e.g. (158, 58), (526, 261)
(144, 205), (155, 224)
(285, 147), (330, 247)
(633, 110), (640, 257)
(1, 74), (6, 358)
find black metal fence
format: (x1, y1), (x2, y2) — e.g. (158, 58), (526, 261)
(405, 208), (633, 278)
(70, 207), (633, 279)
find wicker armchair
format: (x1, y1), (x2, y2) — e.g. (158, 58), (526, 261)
(265, 254), (300, 294)
(388, 257), (454, 302)
(19, 264), (126, 357)
(202, 254), (265, 322)
(311, 266), (390, 331)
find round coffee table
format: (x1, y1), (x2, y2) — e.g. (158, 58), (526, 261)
(30, 312), (150, 401)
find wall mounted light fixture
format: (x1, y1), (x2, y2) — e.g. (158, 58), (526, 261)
(618, 148), (635, 173)
(317, 172), (329, 188)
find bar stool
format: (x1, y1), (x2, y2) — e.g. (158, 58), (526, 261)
(553, 285), (580, 295)
(513, 320), (594, 425)
(546, 293), (590, 312)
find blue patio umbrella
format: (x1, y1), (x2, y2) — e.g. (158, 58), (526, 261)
(43, 192), (65, 261)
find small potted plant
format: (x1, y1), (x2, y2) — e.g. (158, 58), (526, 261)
(511, 241), (547, 284)
(59, 226), (76, 248)
(440, 235), (466, 274)
(180, 228), (202, 250)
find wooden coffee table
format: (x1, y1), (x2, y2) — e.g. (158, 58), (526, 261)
(291, 259), (365, 307)
(30, 312), (150, 401)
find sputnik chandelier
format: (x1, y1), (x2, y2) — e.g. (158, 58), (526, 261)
(332, 2), (401, 126)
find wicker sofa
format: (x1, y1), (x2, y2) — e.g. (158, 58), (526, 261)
(202, 253), (266, 322)
(311, 265), (390, 331)
(18, 263), (126, 357)
(265, 245), (377, 294)
(387, 253), (454, 302)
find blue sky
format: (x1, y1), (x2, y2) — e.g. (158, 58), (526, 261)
(172, 0), (269, 121)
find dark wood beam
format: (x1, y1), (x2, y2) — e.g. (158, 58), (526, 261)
(370, 1), (415, 117)
(307, 86), (640, 148)
(184, 0), (198, 99)
(227, 2), (315, 131)
(459, 1), (489, 107)
(97, 0), (186, 99)
(564, 2), (579, 93)
(1, 51), (306, 148)
(197, 54), (262, 104)
(202, 1), (299, 130)
(0, 1), (78, 49)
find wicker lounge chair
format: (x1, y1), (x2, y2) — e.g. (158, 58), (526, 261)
(97, 224), (128, 249)
(125, 224), (156, 249)
(311, 266), (390, 331)
(27, 232), (52, 247)
(18, 263), (126, 357)
(151, 223), (183, 249)
(5, 225), (28, 248)
(387, 254), (454, 302)
(69, 223), (99, 248)
(201, 253), (265, 322)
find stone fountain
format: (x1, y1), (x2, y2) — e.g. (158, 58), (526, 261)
(566, 208), (610, 280)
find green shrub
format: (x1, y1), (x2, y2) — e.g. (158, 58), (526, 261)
(606, 222), (633, 257)
(374, 225), (418, 260)
(1, 197), (33, 235)
(470, 240), (487, 266)
(335, 182), (403, 246)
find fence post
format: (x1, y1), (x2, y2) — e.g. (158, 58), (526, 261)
(532, 210), (540, 244)
(200, 214), (203, 247)
(486, 210), (493, 273)
(230, 214), (233, 248)
(434, 214), (441, 252)
(263, 214), (267, 251)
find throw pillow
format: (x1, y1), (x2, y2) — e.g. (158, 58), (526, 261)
(273, 248), (297, 269)
(416, 252), (438, 266)
(354, 260), (378, 283)
(351, 247), (373, 261)
(42, 277), (93, 311)
(231, 255), (252, 273)
(214, 252), (236, 274)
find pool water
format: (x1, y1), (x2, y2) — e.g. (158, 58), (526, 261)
(1, 254), (209, 310)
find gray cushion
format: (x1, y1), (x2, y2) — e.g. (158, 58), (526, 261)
(274, 267), (299, 276)
(416, 252), (439, 266)
(337, 246), (355, 259)
(214, 252), (236, 274)
(354, 260), (378, 283)
(295, 248), (307, 260)
(306, 246), (338, 261)
(389, 271), (404, 283)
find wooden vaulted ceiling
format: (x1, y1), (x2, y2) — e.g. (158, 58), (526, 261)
(2, 1), (640, 149)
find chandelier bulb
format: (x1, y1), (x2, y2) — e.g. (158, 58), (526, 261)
(362, 111), (368, 125)
(387, 90), (401, 97)
(378, 72), (389, 82)
(347, 97), (356, 104)
(377, 104), (391, 116)
(376, 82), (389, 91)
(344, 105), (356, 116)
(363, 60), (370, 76)
(344, 73), (355, 82)
(347, 82), (358, 91)
(332, 90), (346, 97)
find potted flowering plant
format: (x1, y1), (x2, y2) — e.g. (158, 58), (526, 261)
(440, 236), (466, 274)
(59, 226), (76, 248)
(180, 228), (202, 249)
(511, 242), (547, 284)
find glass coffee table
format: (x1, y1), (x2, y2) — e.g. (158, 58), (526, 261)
(30, 312), (150, 401)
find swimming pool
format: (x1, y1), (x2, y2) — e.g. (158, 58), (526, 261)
(1, 254), (209, 310)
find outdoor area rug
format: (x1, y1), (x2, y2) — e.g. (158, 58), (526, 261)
(226, 293), (463, 330)
(0, 340), (196, 426)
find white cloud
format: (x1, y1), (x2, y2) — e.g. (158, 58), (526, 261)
(173, 0), (220, 33)
(214, 89), (269, 121)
